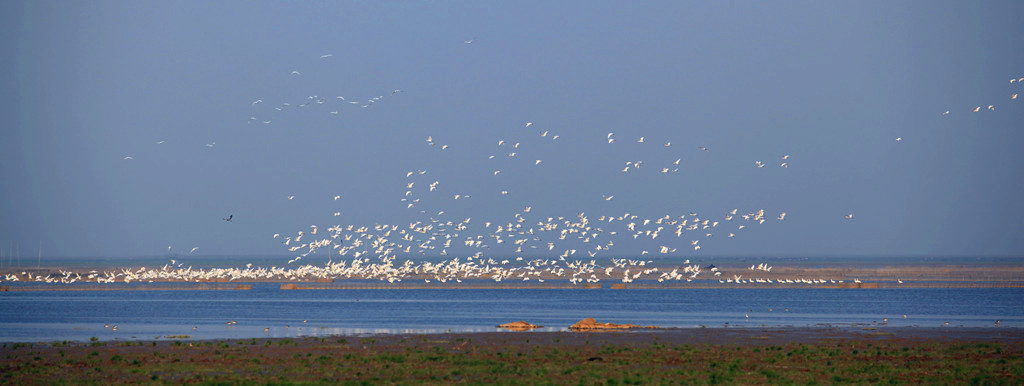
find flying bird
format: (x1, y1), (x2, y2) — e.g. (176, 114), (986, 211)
(224, 215), (233, 222)
(320, 54), (333, 59)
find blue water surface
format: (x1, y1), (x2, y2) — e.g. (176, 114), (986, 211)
(0, 285), (1020, 342)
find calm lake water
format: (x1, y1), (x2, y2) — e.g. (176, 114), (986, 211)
(0, 285), (1020, 342)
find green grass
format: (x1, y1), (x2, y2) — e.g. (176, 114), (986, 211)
(0, 336), (1021, 384)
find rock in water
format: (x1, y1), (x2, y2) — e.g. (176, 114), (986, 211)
(496, 321), (543, 330)
(569, 317), (658, 330)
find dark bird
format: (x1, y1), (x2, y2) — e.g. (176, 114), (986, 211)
(224, 215), (233, 222)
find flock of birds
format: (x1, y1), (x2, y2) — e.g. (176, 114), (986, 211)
(19, 54), (1022, 288)
(3, 256), (872, 286)
(247, 87), (403, 126)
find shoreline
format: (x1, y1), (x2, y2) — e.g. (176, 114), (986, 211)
(6, 326), (1024, 346)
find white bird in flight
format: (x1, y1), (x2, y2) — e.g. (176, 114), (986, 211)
(189, 247), (199, 254)
(320, 54), (333, 59)
(123, 156), (133, 160)
(291, 71), (301, 75)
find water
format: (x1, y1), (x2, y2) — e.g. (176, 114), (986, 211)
(1, 285), (1020, 342)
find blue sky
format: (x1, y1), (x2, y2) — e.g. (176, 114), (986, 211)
(1, 0), (1022, 260)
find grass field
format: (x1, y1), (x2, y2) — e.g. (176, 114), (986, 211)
(2, 329), (1022, 384)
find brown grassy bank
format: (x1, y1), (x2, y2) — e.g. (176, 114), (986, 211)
(2, 328), (1022, 384)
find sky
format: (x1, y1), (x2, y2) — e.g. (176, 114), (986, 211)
(0, 0), (1022, 261)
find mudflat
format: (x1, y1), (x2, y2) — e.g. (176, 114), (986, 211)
(2, 327), (1022, 384)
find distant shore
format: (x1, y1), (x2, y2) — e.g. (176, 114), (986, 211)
(3, 263), (1023, 289)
